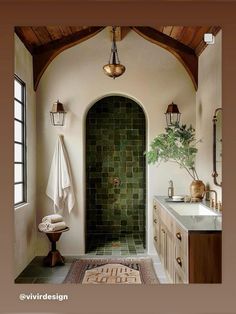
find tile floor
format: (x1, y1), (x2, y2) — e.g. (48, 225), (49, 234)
(86, 233), (145, 255)
(15, 256), (75, 284)
(15, 255), (169, 284)
(15, 234), (169, 284)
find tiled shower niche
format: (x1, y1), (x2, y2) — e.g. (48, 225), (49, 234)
(86, 96), (146, 254)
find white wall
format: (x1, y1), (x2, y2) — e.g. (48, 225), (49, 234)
(36, 29), (196, 255)
(196, 31), (222, 202)
(14, 34), (37, 277)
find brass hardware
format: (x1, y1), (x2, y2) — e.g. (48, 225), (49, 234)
(176, 257), (182, 268)
(210, 198), (215, 209)
(161, 229), (165, 234)
(176, 232), (182, 241)
(205, 189), (218, 210)
(154, 236), (157, 242)
(154, 219), (157, 224)
(212, 108), (222, 187)
(154, 205), (157, 210)
(112, 177), (120, 187)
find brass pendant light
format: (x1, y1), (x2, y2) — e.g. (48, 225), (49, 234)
(103, 26), (126, 79)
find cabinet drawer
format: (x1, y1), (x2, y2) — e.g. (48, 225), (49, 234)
(174, 244), (188, 278)
(159, 206), (174, 233)
(174, 267), (187, 284)
(153, 200), (160, 217)
(153, 231), (159, 252)
(174, 222), (188, 277)
(174, 222), (188, 251)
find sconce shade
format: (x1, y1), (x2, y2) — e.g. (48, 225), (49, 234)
(103, 26), (126, 79)
(50, 100), (67, 126)
(165, 102), (181, 126)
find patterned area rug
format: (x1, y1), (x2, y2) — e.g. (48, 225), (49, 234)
(63, 258), (159, 284)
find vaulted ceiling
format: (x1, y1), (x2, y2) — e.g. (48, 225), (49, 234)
(15, 26), (220, 90)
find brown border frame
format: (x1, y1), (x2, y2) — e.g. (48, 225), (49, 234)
(0, 1), (235, 313)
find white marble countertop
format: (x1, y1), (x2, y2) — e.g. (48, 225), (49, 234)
(154, 196), (222, 232)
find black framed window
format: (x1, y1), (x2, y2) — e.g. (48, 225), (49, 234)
(14, 75), (26, 206)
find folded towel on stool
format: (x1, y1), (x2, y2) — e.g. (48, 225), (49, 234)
(38, 221), (67, 232)
(42, 214), (64, 223)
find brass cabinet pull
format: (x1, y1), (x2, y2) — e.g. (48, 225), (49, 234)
(176, 257), (182, 268)
(176, 232), (182, 241)
(161, 229), (165, 234)
(154, 236), (157, 242)
(154, 205), (157, 210)
(154, 219), (157, 224)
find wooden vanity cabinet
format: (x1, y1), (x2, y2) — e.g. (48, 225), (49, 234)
(153, 199), (222, 283)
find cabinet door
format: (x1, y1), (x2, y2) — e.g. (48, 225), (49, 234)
(153, 218), (160, 253)
(165, 228), (174, 282)
(159, 224), (166, 266)
(174, 221), (188, 282)
(159, 223), (174, 283)
(174, 269), (185, 284)
(153, 200), (161, 254)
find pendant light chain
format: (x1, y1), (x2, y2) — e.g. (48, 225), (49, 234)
(103, 26), (126, 79)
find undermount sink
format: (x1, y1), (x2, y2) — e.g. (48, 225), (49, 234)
(169, 203), (220, 216)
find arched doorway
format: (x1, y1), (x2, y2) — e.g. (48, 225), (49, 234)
(86, 96), (146, 255)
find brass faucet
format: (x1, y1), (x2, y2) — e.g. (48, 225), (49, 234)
(205, 189), (218, 209)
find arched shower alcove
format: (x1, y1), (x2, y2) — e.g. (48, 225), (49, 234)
(86, 96), (146, 255)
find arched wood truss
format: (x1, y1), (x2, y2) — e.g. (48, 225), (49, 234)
(33, 27), (105, 90)
(15, 26), (220, 90)
(132, 27), (198, 89)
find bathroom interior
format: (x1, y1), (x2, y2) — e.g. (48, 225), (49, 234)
(14, 25), (222, 284)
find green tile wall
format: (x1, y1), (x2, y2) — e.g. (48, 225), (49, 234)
(86, 96), (146, 248)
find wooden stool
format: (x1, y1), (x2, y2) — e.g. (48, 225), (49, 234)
(42, 227), (69, 267)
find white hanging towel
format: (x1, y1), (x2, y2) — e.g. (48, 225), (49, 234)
(46, 135), (75, 213)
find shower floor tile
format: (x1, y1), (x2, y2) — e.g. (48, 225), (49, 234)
(86, 233), (145, 255)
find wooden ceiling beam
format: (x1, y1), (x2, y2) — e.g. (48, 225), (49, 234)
(15, 27), (38, 53)
(132, 26), (198, 90)
(107, 26), (130, 41)
(33, 26), (104, 90)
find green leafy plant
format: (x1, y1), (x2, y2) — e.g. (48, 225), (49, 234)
(146, 123), (201, 180)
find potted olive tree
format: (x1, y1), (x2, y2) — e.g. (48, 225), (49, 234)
(146, 123), (205, 200)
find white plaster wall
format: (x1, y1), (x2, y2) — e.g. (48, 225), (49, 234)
(36, 28), (196, 255)
(196, 31), (222, 202)
(14, 34), (36, 277)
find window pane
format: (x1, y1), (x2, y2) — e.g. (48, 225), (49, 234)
(14, 164), (23, 183)
(14, 100), (23, 120)
(14, 79), (22, 101)
(14, 143), (23, 162)
(14, 76), (26, 207)
(14, 183), (23, 204)
(14, 120), (23, 142)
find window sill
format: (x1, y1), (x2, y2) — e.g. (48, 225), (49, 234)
(14, 202), (29, 210)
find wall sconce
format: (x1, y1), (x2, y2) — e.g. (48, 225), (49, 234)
(50, 100), (67, 126)
(165, 102), (181, 126)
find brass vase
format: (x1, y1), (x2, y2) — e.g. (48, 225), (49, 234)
(190, 180), (205, 201)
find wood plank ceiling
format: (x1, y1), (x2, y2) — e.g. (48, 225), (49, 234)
(15, 26), (220, 90)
